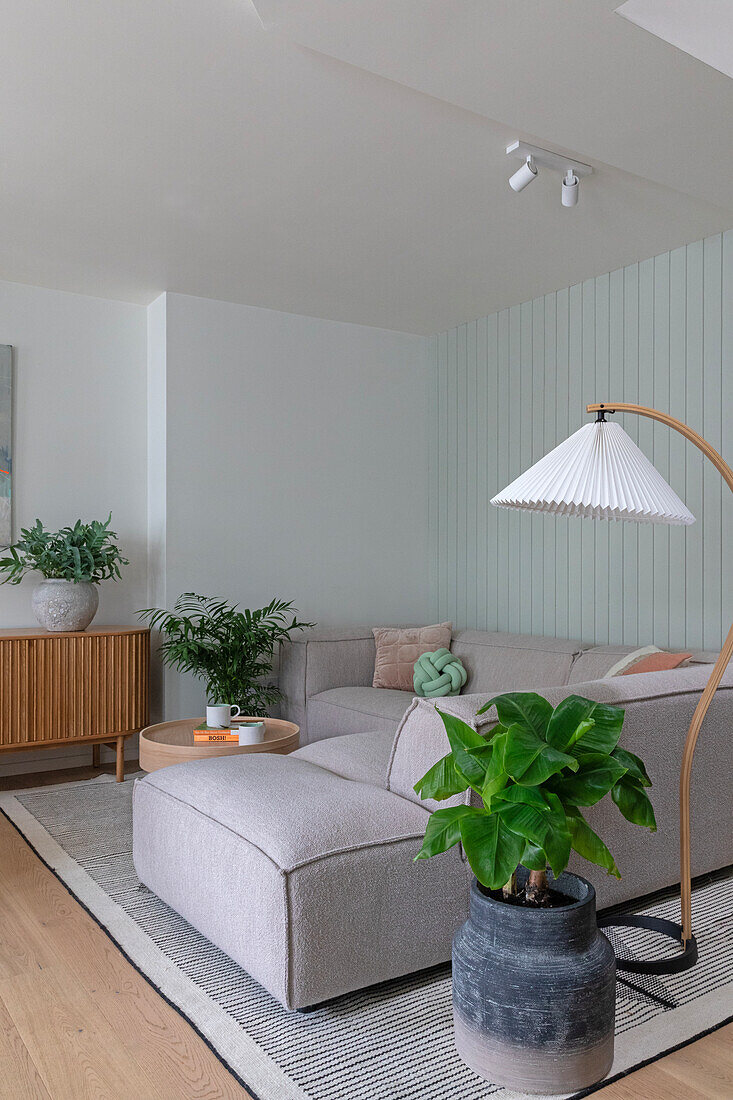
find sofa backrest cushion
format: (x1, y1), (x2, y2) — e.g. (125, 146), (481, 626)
(451, 630), (583, 694)
(567, 645), (640, 683)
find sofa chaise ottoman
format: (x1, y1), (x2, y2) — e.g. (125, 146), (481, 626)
(133, 651), (733, 1010)
(132, 731), (470, 1010)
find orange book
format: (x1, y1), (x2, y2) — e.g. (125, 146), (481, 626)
(194, 736), (239, 743)
(193, 727), (240, 742)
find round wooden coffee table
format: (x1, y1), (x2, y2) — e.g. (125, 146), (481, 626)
(138, 717), (300, 773)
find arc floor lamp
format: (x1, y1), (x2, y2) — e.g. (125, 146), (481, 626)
(491, 400), (733, 974)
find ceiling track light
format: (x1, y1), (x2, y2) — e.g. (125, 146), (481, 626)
(509, 155), (538, 192)
(562, 169), (579, 207)
(506, 140), (593, 208)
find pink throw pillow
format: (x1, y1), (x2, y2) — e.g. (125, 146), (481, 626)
(373, 623), (452, 691)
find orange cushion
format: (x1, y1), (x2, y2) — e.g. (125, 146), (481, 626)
(621, 651), (692, 675)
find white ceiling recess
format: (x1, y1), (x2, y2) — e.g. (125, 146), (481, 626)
(0, 1), (729, 334)
(616, 1), (733, 80)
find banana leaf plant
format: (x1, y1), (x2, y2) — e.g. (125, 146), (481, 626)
(413, 692), (656, 906)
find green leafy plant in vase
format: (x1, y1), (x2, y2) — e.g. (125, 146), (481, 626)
(413, 690), (656, 1093)
(139, 592), (314, 715)
(0, 514), (129, 631)
(414, 690), (655, 901)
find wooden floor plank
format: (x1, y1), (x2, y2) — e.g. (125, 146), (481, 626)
(0, 812), (250, 1099)
(0, 880), (247, 1100)
(0, 992), (53, 1099)
(0, 763), (730, 1100)
(0, 963), (165, 1100)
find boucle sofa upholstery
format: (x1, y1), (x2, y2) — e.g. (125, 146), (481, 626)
(133, 749), (470, 1010)
(386, 665), (733, 901)
(278, 627), (715, 743)
(279, 628), (593, 743)
(133, 637), (732, 1011)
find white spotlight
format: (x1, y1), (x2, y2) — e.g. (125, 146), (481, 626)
(562, 168), (579, 207)
(509, 156), (538, 193)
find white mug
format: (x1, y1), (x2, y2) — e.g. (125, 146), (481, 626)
(206, 703), (241, 729)
(237, 720), (266, 746)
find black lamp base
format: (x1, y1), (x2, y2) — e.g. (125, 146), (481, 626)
(597, 913), (698, 975)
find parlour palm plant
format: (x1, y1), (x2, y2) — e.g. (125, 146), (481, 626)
(139, 593), (314, 713)
(414, 691), (655, 906)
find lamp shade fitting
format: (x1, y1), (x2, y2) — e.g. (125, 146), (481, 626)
(491, 420), (695, 526)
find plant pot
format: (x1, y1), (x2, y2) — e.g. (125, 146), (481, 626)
(31, 579), (99, 632)
(452, 869), (615, 1095)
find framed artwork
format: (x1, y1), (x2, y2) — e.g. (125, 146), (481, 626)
(0, 345), (11, 548)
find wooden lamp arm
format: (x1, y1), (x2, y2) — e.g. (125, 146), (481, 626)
(587, 401), (733, 946)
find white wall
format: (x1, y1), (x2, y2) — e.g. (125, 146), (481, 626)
(0, 279), (147, 772)
(154, 292), (432, 717)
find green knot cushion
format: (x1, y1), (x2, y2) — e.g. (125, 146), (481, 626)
(413, 648), (468, 698)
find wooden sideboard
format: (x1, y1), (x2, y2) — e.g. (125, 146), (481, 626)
(0, 626), (150, 781)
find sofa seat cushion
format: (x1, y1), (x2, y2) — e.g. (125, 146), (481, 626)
(136, 753), (428, 871)
(307, 686), (415, 740)
(292, 728), (394, 786)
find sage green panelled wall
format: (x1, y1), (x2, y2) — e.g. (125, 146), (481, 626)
(431, 230), (733, 651)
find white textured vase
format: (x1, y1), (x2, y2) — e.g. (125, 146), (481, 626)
(31, 579), (99, 632)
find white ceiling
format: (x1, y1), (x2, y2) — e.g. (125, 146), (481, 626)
(0, 1), (730, 334)
(616, 1), (733, 80)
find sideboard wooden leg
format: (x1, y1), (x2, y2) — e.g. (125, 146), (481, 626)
(92, 744), (101, 768)
(116, 736), (125, 782)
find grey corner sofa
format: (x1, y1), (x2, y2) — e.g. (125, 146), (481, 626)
(132, 628), (733, 1011)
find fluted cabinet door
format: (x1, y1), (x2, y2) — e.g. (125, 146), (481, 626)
(0, 627), (149, 749)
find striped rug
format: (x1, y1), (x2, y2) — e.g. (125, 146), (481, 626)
(0, 775), (730, 1100)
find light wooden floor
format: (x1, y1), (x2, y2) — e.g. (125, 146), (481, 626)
(0, 764), (729, 1100)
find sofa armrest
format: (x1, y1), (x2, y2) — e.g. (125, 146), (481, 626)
(278, 629), (376, 739)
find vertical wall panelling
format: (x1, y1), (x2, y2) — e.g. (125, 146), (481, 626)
(653, 251), (671, 647)
(519, 302), (533, 634)
(555, 288), (570, 640)
(685, 242), (704, 649)
(567, 282), (583, 641)
(668, 247), (687, 648)
(496, 310), (509, 630)
(594, 273), (610, 644)
(722, 231), (733, 639)
(508, 307), (521, 632)
(447, 327), (458, 624)
(622, 263), (640, 643)
(608, 268), (624, 644)
(702, 234), (722, 650)
(428, 335), (439, 622)
(542, 294), (557, 639)
(637, 257), (655, 646)
(433, 330), (444, 624)
(434, 231), (732, 649)
(580, 278), (597, 643)
(473, 316), (484, 629)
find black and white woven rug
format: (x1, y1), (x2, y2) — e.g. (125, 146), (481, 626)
(0, 775), (730, 1100)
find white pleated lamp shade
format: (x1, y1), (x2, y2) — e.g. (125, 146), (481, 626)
(491, 421), (695, 526)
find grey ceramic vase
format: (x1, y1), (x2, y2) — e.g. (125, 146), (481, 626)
(453, 869), (616, 1096)
(31, 579), (99, 632)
